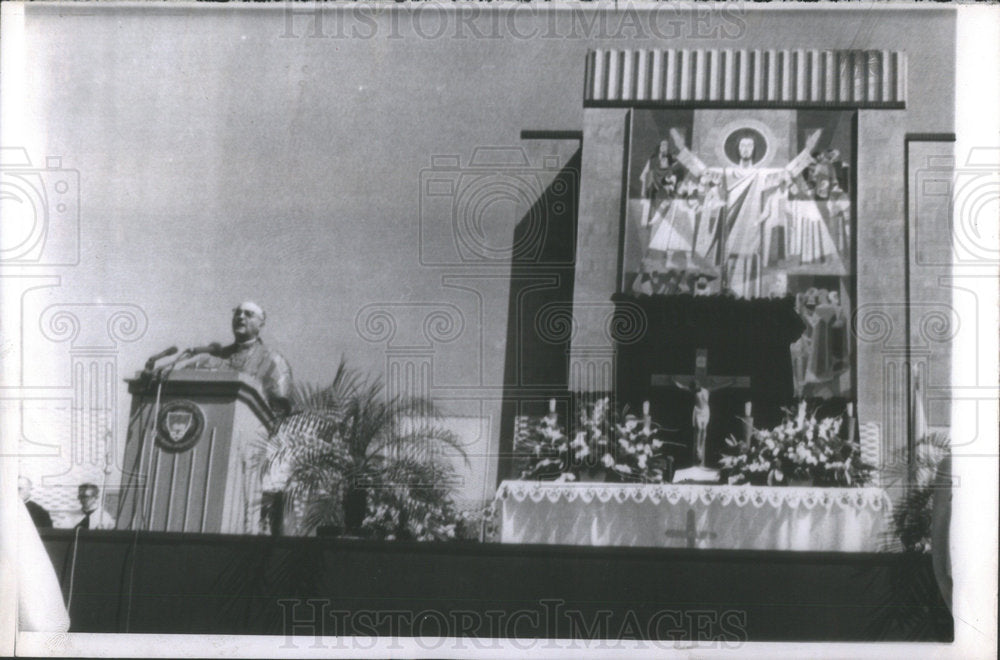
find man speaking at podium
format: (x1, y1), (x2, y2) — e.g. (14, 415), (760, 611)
(170, 301), (293, 414)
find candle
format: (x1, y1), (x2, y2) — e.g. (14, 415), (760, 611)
(846, 402), (853, 417)
(642, 400), (650, 416)
(549, 398), (556, 414)
(744, 401), (752, 417)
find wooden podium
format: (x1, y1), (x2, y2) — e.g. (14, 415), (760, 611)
(116, 370), (275, 534)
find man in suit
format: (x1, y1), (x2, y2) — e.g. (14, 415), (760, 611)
(18, 476), (52, 529)
(73, 483), (115, 530)
(169, 301), (293, 414)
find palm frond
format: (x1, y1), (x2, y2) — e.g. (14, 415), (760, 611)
(255, 415), (346, 484)
(299, 491), (345, 532)
(251, 356), (467, 538)
(367, 425), (467, 468)
(287, 358), (363, 420)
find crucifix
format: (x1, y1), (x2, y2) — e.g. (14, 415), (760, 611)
(651, 348), (751, 467)
(663, 509), (718, 549)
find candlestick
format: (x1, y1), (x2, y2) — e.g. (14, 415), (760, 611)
(549, 398), (556, 414)
(642, 400), (650, 416)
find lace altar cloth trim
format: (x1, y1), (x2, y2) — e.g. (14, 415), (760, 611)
(496, 480), (892, 512)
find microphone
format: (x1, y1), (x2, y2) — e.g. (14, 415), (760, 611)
(144, 346), (178, 370)
(183, 342), (222, 357)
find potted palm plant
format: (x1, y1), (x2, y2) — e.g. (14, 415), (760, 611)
(866, 431), (953, 640)
(256, 359), (468, 538)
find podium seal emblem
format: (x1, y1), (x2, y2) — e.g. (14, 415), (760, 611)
(155, 400), (205, 453)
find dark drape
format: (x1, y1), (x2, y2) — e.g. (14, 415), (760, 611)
(40, 529), (950, 641)
(614, 294), (805, 463)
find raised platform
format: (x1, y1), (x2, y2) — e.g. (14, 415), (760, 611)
(40, 529), (951, 641)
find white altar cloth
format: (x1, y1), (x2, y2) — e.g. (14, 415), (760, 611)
(496, 481), (893, 552)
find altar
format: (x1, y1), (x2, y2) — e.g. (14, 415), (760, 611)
(496, 481), (892, 552)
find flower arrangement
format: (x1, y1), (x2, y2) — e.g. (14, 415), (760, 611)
(515, 405), (577, 481)
(719, 403), (874, 487)
(360, 459), (469, 541)
(609, 412), (674, 482)
(516, 398), (678, 483)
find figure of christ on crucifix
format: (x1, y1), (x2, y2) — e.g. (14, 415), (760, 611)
(651, 348), (751, 469)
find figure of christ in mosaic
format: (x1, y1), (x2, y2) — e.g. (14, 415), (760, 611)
(641, 127), (846, 299)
